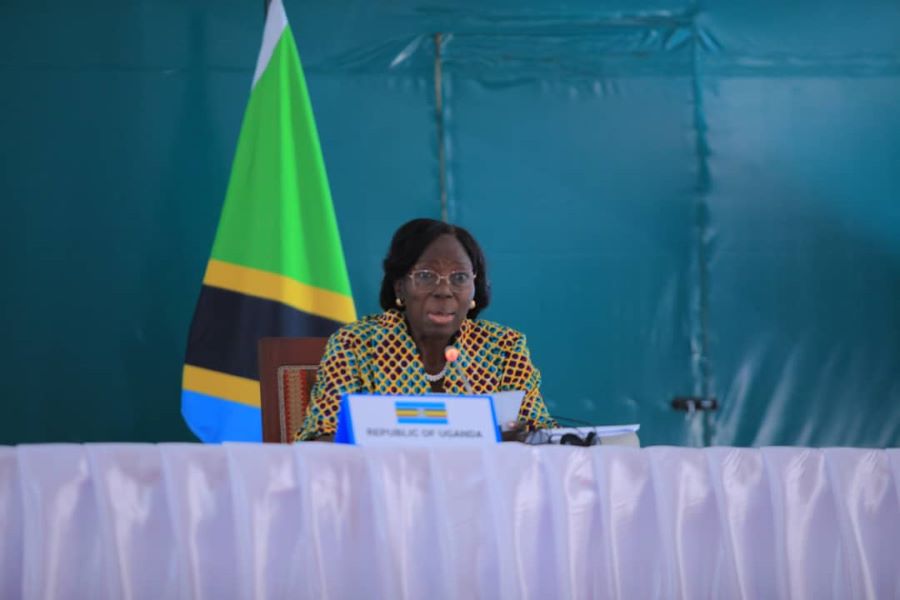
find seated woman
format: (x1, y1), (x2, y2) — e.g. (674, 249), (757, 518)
(297, 218), (556, 440)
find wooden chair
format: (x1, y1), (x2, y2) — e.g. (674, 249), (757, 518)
(257, 337), (328, 443)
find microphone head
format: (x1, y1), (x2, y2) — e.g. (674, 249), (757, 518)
(444, 346), (460, 363)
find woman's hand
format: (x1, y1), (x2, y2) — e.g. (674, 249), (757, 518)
(500, 421), (527, 443)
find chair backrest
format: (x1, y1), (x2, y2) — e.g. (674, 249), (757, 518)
(257, 337), (328, 443)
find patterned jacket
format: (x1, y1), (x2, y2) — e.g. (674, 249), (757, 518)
(297, 309), (556, 440)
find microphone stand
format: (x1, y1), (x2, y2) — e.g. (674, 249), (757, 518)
(445, 346), (474, 395)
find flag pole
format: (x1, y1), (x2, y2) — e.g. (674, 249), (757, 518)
(434, 33), (448, 223)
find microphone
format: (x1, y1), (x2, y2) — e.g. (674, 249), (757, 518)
(444, 346), (474, 395)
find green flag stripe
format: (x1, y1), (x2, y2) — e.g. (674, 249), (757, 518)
(210, 27), (352, 296)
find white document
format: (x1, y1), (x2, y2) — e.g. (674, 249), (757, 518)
(489, 390), (525, 430)
(526, 423), (641, 446)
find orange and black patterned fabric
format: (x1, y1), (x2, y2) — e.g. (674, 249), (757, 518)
(297, 309), (556, 440)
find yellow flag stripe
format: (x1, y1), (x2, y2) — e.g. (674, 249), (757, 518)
(183, 365), (260, 408)
(203, 259), (356, 324)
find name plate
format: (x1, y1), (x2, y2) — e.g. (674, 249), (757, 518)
(334, 393), (500, 446)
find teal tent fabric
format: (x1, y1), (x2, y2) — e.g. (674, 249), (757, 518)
(1, 0), (898, 446)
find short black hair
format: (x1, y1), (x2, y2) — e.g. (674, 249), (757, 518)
(379, 218), (491, 318)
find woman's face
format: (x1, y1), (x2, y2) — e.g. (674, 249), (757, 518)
(395, 234), (476, 343)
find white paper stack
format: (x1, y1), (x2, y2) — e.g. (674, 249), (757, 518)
(525, 423), (641, 447)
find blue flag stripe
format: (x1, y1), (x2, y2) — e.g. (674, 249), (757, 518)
(181, 390), (262, 442)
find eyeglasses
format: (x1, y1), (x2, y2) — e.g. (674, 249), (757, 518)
(407, 269), (476, 291)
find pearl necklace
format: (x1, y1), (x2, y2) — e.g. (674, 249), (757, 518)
(424, 363), (448, 382)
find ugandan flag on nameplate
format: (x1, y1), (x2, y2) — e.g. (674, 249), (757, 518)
(395, 401), (449, 425)
(181, 0), (355, 442)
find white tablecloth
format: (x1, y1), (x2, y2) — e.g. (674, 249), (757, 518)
(1, 444), (898, 599)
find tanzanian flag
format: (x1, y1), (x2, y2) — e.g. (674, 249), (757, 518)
(181, 0), (356, 442)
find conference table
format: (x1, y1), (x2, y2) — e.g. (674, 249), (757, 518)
(1, 443), (898, 599)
